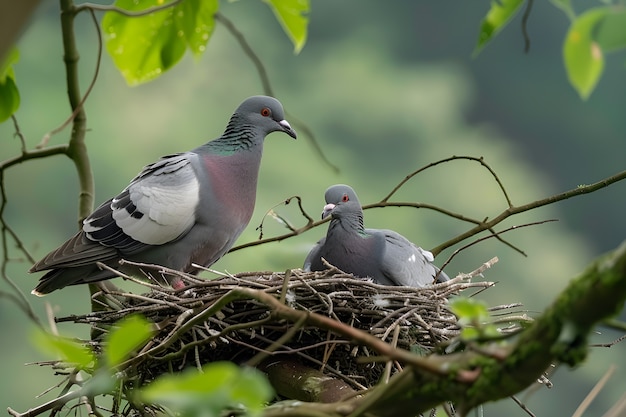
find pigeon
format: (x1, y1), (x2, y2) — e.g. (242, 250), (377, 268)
(30, 95), (297, 295)
(303, 184), (449, 287)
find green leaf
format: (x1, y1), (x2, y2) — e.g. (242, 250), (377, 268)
(564, 8), (608, 100)
(0, 48), (20, 122)
(474, 0), (525, 56)
(102, 0), (218, 85)
(264, 0), (309, 54)
(594, 9), (626, 52)
(448, 298), (490, 323)
(140, 362), (272, 417)
(105, 315), (154, 367)
(33, 330), (95, 369)
(174, 0), (218, 57)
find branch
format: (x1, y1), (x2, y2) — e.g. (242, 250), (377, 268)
(75, 0), (183, 17)
(431, 168), (626, 255)
(230, 164), (626, 260)
(60, 0), (95, 224)
(380, 155), (513, 208)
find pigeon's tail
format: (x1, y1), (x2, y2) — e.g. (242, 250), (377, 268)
(31, 266), (116, 296)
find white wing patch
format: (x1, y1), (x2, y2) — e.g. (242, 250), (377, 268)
(416, 247), (434, 262)
(112, 164), (200, 245)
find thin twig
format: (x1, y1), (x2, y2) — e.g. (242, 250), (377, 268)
(380, 155), (513, 208)
(521, 0), (534, 54)
(572, 365), (616, 417)
(510, 395), (537, 417)
(76, 0), (183, 16)
(431, 169), (626, 255)
(38, 7), (103, 148)
(438, 219), (557, 274)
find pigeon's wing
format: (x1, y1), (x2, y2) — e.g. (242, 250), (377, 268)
(32, 153), (201, 274)
(29, 231), (119, 272)
(84, 153), (200, 253)
(303, 236), (326, 271)
(377, 229), (440, 287)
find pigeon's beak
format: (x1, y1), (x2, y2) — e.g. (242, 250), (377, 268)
(321, 203), (335, 219)
(279, 119), (297, 139)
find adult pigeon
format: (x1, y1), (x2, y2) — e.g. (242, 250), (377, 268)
(303, 184), (449, 287)
(30, 95), (296, 295)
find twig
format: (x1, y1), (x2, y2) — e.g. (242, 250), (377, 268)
(438, 220), (556, 274)
(380, 155), (513, 208)
(590, 334), (626, 348)
(76, 0), (183, 16)
(38, 7), (102, 148)
(572, 365), (616, 417)
(521, 0), (534, 54)
(0, 167), (41, 325)
(256, 196), (316, 239)
(431, 169), (626, 255)
(510, 395), (537, 417)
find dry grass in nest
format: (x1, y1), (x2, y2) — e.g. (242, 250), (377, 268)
(57, 258), (516, 391)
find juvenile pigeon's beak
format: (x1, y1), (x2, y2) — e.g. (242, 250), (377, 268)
(279, 119), (297, 139)
(321, 203), (335, 219)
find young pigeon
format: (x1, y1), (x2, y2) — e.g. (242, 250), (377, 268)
(30, 95), (297, 295)
(303, 184), (449, 287)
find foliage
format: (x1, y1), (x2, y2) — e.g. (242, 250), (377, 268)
(263, 0), (309, 53)
(102, 0), (220, 85)
(139, 362), (273, 417)
(473, 0), (525, 56)
(476, 0), (626, 99)
(0, 48), (20, 122)
(448, 297), (500, 341)
(32, 314), (272, 416)
(103, 0), (308, 85)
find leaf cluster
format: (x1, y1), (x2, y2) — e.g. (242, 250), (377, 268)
(475, 0), (626, 99)
(29, 314), (271, 417)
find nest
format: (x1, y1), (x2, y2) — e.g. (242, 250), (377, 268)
(58, 260), (508, 392)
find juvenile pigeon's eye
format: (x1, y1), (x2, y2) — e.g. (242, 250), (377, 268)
(342, 194), (349, 202)
(261, 107), (271, 117)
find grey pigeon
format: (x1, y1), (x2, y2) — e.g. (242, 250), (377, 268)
(30, 95), (296, 295)
(303, 184), (449, 287)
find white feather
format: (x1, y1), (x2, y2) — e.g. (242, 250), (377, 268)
(112, 163), (200, 245)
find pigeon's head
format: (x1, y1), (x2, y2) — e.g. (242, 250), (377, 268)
(235, 96), (297, 139)
(321, 184), (362, 219)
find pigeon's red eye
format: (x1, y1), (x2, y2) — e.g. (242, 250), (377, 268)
(261, 107), (271, 117)
(342, 194), (349, 202)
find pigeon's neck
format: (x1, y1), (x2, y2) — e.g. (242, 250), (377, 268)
(331, 212), (366, 237)
(207, 115), (263, 155)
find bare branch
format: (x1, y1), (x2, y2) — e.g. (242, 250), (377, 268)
(380, 155), (513, 208)
(572, 365), (616, 417)
(432, 168), (626, 255)
(521, 0), (534, 54)
(438, 220), (557, 274)
(76, 0), (183, 17)
(59, 0), (95, 225)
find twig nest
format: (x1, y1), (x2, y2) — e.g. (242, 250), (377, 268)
(59, 263), (496, 390)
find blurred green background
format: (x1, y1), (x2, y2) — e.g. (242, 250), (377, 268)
(1, 0), (625, 415)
